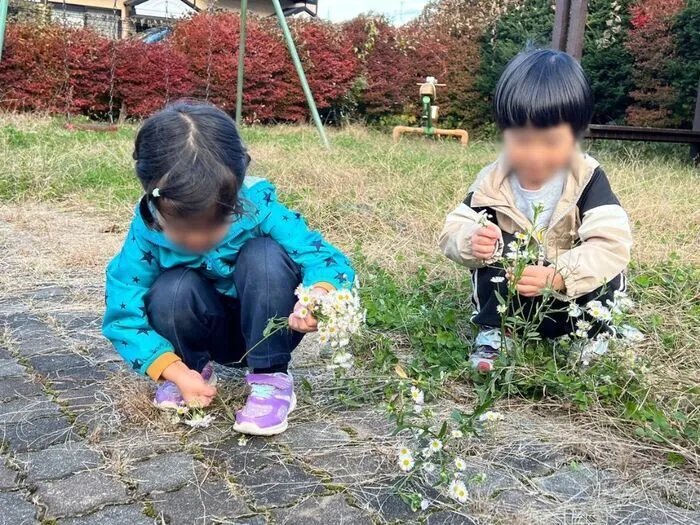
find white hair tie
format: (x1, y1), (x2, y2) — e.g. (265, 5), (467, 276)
(151, 188), (161, 198)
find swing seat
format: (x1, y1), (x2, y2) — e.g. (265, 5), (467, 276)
(64, 123), (120, 133)
(392, 126), (469, 145)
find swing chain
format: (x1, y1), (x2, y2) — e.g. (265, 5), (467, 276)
(60, 0), (73, 123)
(204, 0), (215, 102)
(107, 0), (119, 123)
(163, 0), (171, 105)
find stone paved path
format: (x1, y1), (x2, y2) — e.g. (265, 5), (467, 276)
(1, 206), (700, 524)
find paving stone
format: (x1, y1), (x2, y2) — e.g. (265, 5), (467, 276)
(59, 504), (152, 525)
(0, 462), (19, 490)
(494, 489), (558, 512)
(424, 510), (479, 525)
(0, 376), (43, 402)
(239, 462), (326, 508)
(606, 502), (700, 524)
(48, 370), (108, 392)
(35, 470), (128, 518)
(0, 416), (78, 452)
(307, 447), (388, 483)
(334, 408), (396, 440)
(1, 315), (65, 357)
(457, 459), (524, 498)
(272, 422), (351, 452)
(151, 479), (251, 524)
(350, 478), (416, 522)
(48, 312), (101, 332)
(56, 382), (106, 412)
(0, 347), (13, 360)
(0, 491), (37, 524)
(0, 396), (60, 424)
(0, 358), (26, 378)
(271, 493), (373, 525)
(96, 430), (183, 461)
(206, 436), (279, 475)
(128, 452), (198, 495)
(28, 353), (92, 375)
(17, 442), (102, 483)
(25, 286), (70, 301)
(534, 464), (612, 502)
(489, 442), (566, 478)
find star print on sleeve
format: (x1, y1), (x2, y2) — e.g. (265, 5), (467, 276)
(311, 239), (324, 252)
(263, 191), (274, 205)
(120, 303), (127, 310)
(136, 328), (150, 335)
(132, 276), (140, 284)
(323, 256), (337, 267)
(131, 359), (143, 370)
(335, 271), (348, 283)
(140, 249), (155, 265)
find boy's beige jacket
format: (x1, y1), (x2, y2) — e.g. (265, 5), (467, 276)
(439, 153), (632, 299)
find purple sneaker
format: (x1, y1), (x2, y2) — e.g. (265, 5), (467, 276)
(153, 362), (217, 410)
(233, 373), (296, 436)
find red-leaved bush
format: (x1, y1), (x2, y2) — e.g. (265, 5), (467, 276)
(625, 0), (687, 127)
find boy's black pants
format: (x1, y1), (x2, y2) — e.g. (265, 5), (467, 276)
(471, 264), (627, 338)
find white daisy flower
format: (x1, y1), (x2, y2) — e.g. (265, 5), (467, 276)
(451, 429), (464, 439)
(410, 386), (425, 405)
(449, 479), (468, 503)
(477, 411), (504, 424)
(567, 303), (582, 317)
(398, 446), (412, 459)
(398, 454), (415, 472)
(454, 457), (467, 471)
(490, 276), (505, 283)
(428, 439), (443, 453)
(497, 304), (507, 314)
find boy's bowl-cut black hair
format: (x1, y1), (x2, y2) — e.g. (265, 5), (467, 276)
(493, 48), (594, 136)
(133, 101), (250, 230)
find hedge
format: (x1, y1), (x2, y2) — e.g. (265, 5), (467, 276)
(0, 1), (697, 129)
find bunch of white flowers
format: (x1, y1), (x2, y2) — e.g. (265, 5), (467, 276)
(295, 285), (365, 369)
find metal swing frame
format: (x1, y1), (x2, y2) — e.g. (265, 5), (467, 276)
(235, 0), (329, 147)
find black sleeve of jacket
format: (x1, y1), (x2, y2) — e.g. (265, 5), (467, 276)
(577, 167), (620, 213)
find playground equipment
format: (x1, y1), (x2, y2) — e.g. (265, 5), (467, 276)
(392, 77), (469, 146)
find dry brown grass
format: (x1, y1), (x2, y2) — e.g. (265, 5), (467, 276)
(1, 116), (700, 518)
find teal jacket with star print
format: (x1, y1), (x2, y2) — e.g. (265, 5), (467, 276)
(102, 176), (355, 380)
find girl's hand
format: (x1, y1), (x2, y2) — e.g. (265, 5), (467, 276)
(513, 265), (565, 297)
(471, 224), (502, 260)
(162, 361), (217, 407)
(288, 287), (328, 333)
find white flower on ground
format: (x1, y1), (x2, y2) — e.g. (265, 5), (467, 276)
(514, 232), (527, 240)
(398, 446), (412, 459)
(422, 462), (437, 474)
(567, 302), (582, 317)
(183, 413), (215, 429)
(449, 479), (469, 503)
(575, 319), (592, 338)
(454, 457), (467, 471)
(398, 454), (415, 472)
(238, 436), (249, 446)
(428, 439), (443, 453)
(331, 350), (354, 370)
(410, 386), (424, 405)
(451, 429), (464, 439)
(586, 300), (612, 322)
(420, 499), (431, 511)
(496, 304), (507, 314)
(490, 276), (505, 283)
(477, 411), (504, 424)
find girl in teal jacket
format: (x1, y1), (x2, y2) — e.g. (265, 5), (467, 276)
(103, 103), (355, 436)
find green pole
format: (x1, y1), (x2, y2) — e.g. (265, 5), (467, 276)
(0, 0), (9, 61)
(270, 0), (329, 148)
(235, 0), (247, 126)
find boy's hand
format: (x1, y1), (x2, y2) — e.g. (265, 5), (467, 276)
(162, 361), (217, 407)
(288, 287), (328, 333)
(471, 224), (502, 260)
(514, 265), (565, 297)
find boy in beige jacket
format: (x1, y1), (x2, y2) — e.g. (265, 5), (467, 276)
(439, 49), (632, 371)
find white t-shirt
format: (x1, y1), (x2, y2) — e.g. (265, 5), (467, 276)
(508, 171), (565, 229)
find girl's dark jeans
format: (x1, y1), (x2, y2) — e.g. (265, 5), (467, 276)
(145, 238), (304, 373)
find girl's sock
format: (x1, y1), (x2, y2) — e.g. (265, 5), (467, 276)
(253, 364), (288, 375)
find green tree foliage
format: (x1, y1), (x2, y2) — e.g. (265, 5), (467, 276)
(669, 0), (700, 127)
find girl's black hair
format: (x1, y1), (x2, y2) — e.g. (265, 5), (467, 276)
(493, 48), (594, 136)
(133, 101), (250, 229)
